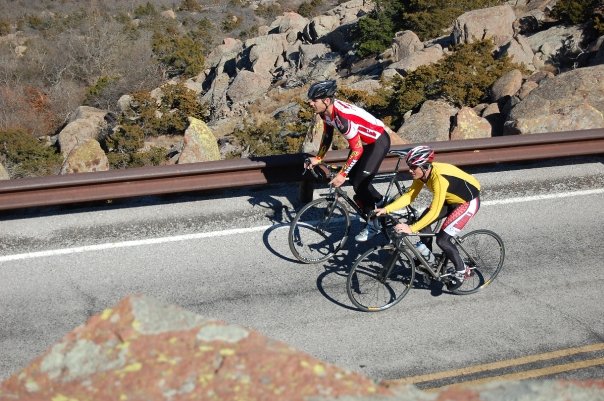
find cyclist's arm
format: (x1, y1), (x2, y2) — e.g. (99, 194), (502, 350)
(384, 180), (423, 213)
(339, 134), (363, 178)
(410, 176), (448, 232)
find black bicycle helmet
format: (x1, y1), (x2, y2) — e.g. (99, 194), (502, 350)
(307, 80), (337, 100)
(405, 145), (435, 167)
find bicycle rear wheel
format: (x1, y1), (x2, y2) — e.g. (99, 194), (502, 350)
(288, 198), (350, 263)
(451, 229), (505, 294)
(346, 245), (415, 311)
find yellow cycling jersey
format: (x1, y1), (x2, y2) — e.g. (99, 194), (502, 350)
(384, 162), (481, 232)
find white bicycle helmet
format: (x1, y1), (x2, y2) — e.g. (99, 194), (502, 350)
(406, 145), (435, 167)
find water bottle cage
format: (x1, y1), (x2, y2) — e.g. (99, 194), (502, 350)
(415, 242), (435, 265)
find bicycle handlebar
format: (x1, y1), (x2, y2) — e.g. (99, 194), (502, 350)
(302, 158), (320, 179)
(303, 157), (340, 181)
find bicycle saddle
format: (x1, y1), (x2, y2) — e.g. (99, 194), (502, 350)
(389, 148), (412, 158)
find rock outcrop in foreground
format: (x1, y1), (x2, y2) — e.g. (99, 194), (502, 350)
(0, 295), (602, 401)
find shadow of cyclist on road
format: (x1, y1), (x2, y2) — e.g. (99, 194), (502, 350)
(314, 229), (388, 311)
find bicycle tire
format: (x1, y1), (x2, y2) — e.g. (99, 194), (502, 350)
(288, 198), (350, 263)
(450, 229), (505, 294)
(346, 245), (416, 311)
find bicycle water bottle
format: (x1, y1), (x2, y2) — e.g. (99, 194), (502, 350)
(415, 241), (435, 264)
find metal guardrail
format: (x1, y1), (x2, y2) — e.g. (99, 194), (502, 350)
(0, 129), (603, 211)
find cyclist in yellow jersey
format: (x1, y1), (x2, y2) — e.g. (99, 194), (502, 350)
(375, 145), (481, 289)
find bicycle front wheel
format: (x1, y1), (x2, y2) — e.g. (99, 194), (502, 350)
(346, 245), (415, 312)
(288, 198), (350, 263)
(452, 229), (505, 294)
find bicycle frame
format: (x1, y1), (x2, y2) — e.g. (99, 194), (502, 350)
(398, 234), (450, 280)
(316, 155), (412, 222)
(396, 227), (480, 281)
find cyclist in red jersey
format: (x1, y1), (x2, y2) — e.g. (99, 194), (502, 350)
(305, 80), (391, 241)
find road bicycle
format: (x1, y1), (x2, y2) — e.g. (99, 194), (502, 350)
(346, 213), (505, 312)
(288, 150), (418, 264)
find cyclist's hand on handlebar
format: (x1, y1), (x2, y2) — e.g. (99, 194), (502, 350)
(394, 223), (412, 234)
(329, 173), (345, 188)
(374, 207), (387, 216)
(305, 156), (321, 169)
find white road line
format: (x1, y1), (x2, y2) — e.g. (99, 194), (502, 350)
(0, 225), (273, 262)
(1, 188), (602, 262)
(482, 188), (604, 205)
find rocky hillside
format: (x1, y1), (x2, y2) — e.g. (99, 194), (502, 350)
(1, 0), (603, 180)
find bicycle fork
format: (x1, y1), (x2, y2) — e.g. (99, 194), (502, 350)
(377, 249), (400, 282)
(316, 195), (340, 232)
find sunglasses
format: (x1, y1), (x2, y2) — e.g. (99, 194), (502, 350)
(408, 164), (421, 170)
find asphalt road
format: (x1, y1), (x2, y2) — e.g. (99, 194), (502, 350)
(1, 156), (603, 386)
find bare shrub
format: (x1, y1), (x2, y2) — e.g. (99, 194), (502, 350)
(0, 85), (56, 135)
(85, 31), (164, 111)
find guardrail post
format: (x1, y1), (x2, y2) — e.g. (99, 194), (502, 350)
(298, 176), (315, 204)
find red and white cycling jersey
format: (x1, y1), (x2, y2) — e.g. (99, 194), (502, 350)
(323, 100), (385, 144)
(318, 99), (386, 177)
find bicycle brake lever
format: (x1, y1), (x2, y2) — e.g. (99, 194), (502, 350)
(303, 161), (319, 179)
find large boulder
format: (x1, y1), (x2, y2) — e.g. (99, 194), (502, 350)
(58, 119), (105, 158)
(59, 139), (109, 174)
(0, 295), (403, 401)
(0, 162), (9, 180)
(500, 34), (536, 71)
(204, 37), (243, 72)
(301, 114), (324, 154)
(57, 106), (108, 157)
(297, 43), (332, 69)
(450, 107), (492, 140)
(396, 100), (458, 143)
(390, 31), (424, 62)
(325, 0), (373, 25)
(346, 78), (381, 93)
(177, 117), (221, 164)
(386, 44), (443, 76)
(226, 70), (272, 105)
(452, 5), (516, 47)
(269, 12), (309, 43)
(302, 15), (340, 43)
(504, 65), (604, 134)
(517, 80), (539, 100)
(70, 106), (108, 125)
(526, 25), (585, 70)
(244, 33), (289, 74)
(202, 72), (231, 118)
(491, 69), (524, 103)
